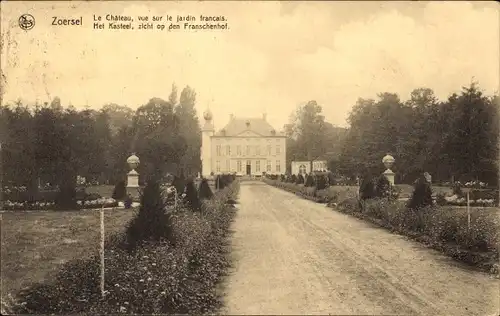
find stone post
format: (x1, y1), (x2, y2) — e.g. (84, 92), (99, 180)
(126, 154), (140, 198)
(382, 154), (395, 186)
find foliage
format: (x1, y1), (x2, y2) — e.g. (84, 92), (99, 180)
(112, 180), (126, 200)
(125, 181), (176, 251)
(10, 182), (240, 315)
(171, 175), (186, 196)
(304, 174), (314, 187)
(183, 180), (201, 212)
(215, 174), (234, 190)
(284, 100), (347, 171)
(1, 84), (202, 190)
(315, 174), (327, 190)
(359, 177), (376, 200)
(198, 178), (213, 200)
(407, 176), (433, 210)
(296, 173), (304, 184)
(337, 84), (499, 185)
(175, 86), (202, 176)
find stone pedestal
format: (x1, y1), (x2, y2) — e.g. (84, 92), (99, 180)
(127, 170), (139, 188)
(383, 169), (395, 186)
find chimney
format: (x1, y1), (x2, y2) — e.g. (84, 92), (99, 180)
(262, 113), (267, 121)
(230, 113), (234, 121)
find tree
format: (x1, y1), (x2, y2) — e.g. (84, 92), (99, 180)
(133, 97), (187, 181)
(286, 101), (328, 172)
(168, 83), (178, 107)
(101, 103), (134, 136)
(175, 86), (201, 176)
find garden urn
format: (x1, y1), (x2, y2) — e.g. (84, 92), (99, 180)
(382, 154), (395, 185)
(126, 153), (140, 188)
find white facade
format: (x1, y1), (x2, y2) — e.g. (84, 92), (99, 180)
(291, 160), (328, 175)
(201, 112), (286, 176)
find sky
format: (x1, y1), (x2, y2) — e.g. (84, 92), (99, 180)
(1, 1), (498, 130)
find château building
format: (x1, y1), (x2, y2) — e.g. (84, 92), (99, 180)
(201, 110), (286, 177)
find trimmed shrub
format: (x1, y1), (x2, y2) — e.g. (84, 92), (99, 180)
(198, 178), (213, 200)
(125, 181), (176, 251)
(359, 177), (376, 200)
(407, 176), (433, 210)
(290, 174), (297, 184)
(374, 175), (391, 198)
(172, 175), (186, 196)
(304, 174), (314, 187)
(316, 175), (327, 190)
(296, 174), (304, 184)
(112, 180), (126, 200)
(184, 180), (201, 212)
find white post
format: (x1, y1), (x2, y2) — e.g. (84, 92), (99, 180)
(100, 207), (105, 298)
(466, 191), (471, 231)
(173, 187), (178, 209)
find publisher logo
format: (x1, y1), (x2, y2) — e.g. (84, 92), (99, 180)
(19, 14), (35, 30)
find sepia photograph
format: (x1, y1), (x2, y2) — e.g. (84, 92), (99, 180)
(0, 1), (499, 315)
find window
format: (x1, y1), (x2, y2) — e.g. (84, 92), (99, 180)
(237, 160), (242, 172)
(276, 160), (281, 172)
(216, 145), (221, 156)
(267, 145), (272, 155)
(226, 159), (230, 171)
(299, 164), (307, 174)
(276, 145), (280, 155)
(237, 145), (241, 156)
(256, 160), (260, 172)
(246, 145), (251, 156)
(255, 145), (260, 156)
(216, 160), (220, 172)
(226, 145), (231, 156)
(266, 160), (271, 172)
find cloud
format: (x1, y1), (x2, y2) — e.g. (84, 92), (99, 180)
(1, 1), (497, 130)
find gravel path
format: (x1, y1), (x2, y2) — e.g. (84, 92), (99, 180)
(221, 181), (499, 315)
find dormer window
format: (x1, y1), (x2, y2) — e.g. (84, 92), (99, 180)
(271, 129), (276, 135)
(221, 129), (226, 136)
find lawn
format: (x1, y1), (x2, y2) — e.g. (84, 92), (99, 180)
(0, 209), (136, 302)
(86, 185), (116, 198)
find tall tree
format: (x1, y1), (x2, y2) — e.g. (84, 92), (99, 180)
(133, 97), (186, 181)
(175, 86), (201, 176)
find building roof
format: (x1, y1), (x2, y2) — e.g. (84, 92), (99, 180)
(214, 117), (285, 137)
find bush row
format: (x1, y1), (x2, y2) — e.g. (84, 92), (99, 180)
(264, 178), (499, 274)
(10, 181), (240, 315)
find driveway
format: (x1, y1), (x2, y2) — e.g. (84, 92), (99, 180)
(221, 181), (499, 315)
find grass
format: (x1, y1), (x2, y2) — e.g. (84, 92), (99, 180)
(1, 208), (136, 301)
(85, 185), (116, 198)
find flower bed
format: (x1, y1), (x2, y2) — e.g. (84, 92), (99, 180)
(9, 181), (240, 315)
(3, 198), (118, 211)
(263, 178), (499, 274)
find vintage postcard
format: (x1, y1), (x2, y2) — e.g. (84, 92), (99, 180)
(1, 1), (499, 315)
